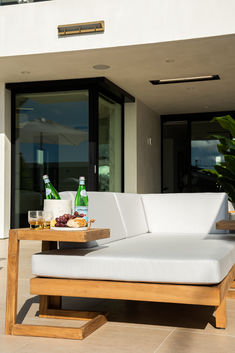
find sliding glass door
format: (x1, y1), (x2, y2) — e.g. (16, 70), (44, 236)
(9, 78), (130, 228)
(14, 90), (89, 227)
(162, 114), (231, 193)
(98, 94), (122, 192)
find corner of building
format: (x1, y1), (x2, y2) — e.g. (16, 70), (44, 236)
(0, 83), (11, 238)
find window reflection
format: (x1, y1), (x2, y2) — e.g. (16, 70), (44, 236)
(98, 94), (122, 192)
(15, 90), (89, 227)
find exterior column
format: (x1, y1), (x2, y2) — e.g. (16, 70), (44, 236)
(0, 82), (11, 238)
(124, 102), (137, 193)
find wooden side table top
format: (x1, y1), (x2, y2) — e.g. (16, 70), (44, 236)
(216, 220), (235, 231)
(10, 227), (110, 242)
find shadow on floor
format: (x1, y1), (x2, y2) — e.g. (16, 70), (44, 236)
(16, 295), (217, 330)
(16, 296), (40, 324)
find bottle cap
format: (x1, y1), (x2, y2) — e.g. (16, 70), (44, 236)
(42, 175), (49, 180)
(79, 176), (85, 180)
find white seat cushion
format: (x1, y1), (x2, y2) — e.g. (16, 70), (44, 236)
(115, 193), (148, 237)
(141, 193), (228, 234)
(32, 233), (234, 284)
(60, 191), (127, 246)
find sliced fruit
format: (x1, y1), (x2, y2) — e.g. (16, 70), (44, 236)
(50, 219), (57, 227)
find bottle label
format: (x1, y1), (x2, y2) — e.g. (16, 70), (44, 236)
(80, 189), (87, 197)
(74, 206), (88, 224)
(46, 188), (52, 197)
(44, 177), (50, 183)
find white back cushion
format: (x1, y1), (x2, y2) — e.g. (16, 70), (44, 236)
(60, 191), (76, 204)
(141, 192), (228, 234)
(87, 192), (127, 244)
(115, 193), (148, 237)
(60, 191), (127, 244)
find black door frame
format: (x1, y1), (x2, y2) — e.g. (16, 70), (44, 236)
(7, 77), (134, 228)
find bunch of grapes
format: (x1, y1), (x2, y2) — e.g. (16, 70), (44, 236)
(55, 212), (81, 227)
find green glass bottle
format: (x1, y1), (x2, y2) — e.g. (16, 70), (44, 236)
(74, 176), (88, 224)
(42, 175), (61, 200)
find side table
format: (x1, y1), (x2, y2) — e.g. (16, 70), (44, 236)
(216, 220), (235, 299)
(216, 220), (235, 231)
(5, 227), (110, 340)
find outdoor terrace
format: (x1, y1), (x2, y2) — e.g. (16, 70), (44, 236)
(1, 238), (235, 353)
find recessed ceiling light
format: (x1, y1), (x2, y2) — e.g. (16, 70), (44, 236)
(93, 64), (110, 70)
(150, 74), (220, 85)
(21, 71), (30, 74)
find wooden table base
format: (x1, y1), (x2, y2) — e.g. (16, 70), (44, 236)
(5, 228), (110, 340)
(12, 312), (107, 340)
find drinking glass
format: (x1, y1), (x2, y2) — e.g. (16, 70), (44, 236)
(28, 210), (44, 230)
(43, 211), (53, 229)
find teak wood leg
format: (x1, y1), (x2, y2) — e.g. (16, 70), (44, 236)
(5, 230), (20, 335)
(40, 241), (62, 314)
(227, 280), (235, 298)
(215, 298), (226, 329)
(39, 295), (62, 316)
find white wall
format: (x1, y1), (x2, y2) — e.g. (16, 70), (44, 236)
(0, 83), (11, 238)
(124, 100), (161, 194)
(1, 0), (235, 57)
(137, 100), (161, 194)
(124, 102), (137, 193)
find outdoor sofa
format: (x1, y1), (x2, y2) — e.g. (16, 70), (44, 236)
(30, 192), (235, 338)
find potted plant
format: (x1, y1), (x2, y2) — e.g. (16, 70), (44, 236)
(205, 115), (235, 208)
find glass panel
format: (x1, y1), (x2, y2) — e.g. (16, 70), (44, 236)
(14, 90), (89, 227)
(162, 121), (188, 193)
(98, 94), (122, 192)
(191, 120), (227, 192)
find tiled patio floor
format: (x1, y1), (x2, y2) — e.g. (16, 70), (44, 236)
(1, 238), (235, 353)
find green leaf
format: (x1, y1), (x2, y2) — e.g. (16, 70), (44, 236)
(212, 115), (235, 138)
(214, 165), (235, 180)
(202, 168), (220, 176)
(224, 155), (235, 175)
(210, 134), (235, 152)
(217, 177), (235, 202)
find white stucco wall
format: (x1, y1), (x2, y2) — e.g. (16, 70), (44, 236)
(137, 100), (161, 194)
(0, 83), (11, 238)
(1, 0), (235, 57)
(124, 102), (137, 193)
(124, 100), (161, 194)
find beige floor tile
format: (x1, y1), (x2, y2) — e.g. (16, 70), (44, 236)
(157, 330), (235, 353)
(14, 325), (171, 353)
(227, 298), (235, 312)
(176, 304), (235, 337)
(0, 335), (32, 353)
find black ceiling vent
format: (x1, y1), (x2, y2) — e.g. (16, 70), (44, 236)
(150, 75), (220, 85)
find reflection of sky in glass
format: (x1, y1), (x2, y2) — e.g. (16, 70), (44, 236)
(17, 94), (88, 163)
(191, 140), (224, 169)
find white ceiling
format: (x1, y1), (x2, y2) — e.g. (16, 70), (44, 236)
(1, 33), (235, 115)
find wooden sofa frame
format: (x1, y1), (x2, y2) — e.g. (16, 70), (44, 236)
(27, 265), (235, 339)
(5, 228), (235, 340)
